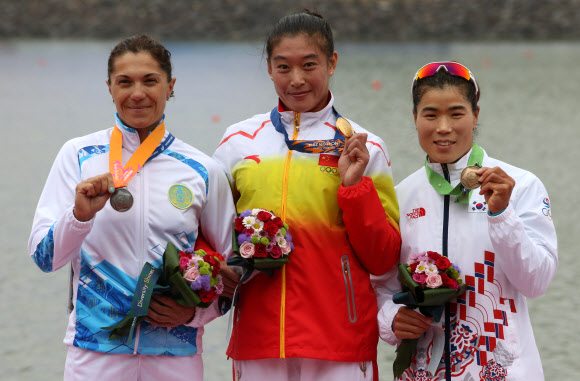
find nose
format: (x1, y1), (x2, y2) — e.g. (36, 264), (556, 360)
(289, 69), (305, 87)
(436, 117), (452, 133)
(130, 83), (146, 101)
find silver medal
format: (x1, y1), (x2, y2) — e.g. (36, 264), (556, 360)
(110, 187), (133, 212)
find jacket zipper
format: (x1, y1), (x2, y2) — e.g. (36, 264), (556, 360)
(279, 112), (299, 358)
(341, 255), (357, 323)
(133, 170), (145, 354)
(442, 164), (451, 380)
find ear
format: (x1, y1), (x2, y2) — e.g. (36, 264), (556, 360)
(473, 105), (480, 129)
(267, 58), (273, 78)
(107, 79), (112, 96)
(413, 108), (418, 127)
(328, 51), (338, 76)
(168, 77), (176, 98)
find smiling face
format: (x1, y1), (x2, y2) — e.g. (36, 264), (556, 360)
(108, 51), (175, 134)
(414, 85), (479, 164)
(267, 34), (337, 113)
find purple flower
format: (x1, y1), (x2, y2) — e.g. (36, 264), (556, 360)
(184, 247), (195, 254)
(240, 210), (252, 218)
(285, 233), (292, 242)
(190, 274), (211, 292)
(237, 234), (249, 245)
(452, 264), (461, 273)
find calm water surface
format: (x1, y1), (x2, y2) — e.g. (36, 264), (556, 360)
(1, 40), (577, 380)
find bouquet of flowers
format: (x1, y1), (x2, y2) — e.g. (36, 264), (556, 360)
(392, 251), (467, 378)
(228, 209), (293, 277)
(102, 242), (224, 344)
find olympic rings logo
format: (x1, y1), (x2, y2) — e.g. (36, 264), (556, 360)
(319, 166), (338, 175)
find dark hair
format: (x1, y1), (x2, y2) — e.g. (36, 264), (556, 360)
(412, 69), (480, 114)
(107, 34), (173, 84)
(266, 10), (334, 60)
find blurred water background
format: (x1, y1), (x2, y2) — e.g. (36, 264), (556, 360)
(1, 39), (577, 381)
(2, 1), (580, 379)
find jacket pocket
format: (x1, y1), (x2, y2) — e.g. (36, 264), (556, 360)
(341, 255), (357, 323)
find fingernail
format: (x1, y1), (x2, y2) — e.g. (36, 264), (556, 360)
(98, 193), (105, 196)
(110, 186), (115, 193)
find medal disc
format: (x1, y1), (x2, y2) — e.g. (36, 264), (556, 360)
(336, 117), (354, 138)
(460, 165), (482, 190)
(110, 187), (133, 212)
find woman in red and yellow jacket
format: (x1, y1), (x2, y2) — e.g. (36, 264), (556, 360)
(213, 11), (401, 381)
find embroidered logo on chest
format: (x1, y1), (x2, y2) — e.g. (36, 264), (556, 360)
(168, 184), (194, 209)
(318, 154), (339, 175)
(407, 207), (426, 219)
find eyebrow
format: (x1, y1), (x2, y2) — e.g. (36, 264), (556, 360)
(271, 53), (320, 61)
(114, 73), (162, 79)
(420, 105), (467, 112)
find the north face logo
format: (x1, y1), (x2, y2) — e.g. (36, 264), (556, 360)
(407, 207), (426, 219)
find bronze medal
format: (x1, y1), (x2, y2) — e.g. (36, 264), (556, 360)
(110, 187), (134, 212)
(336, 117), (354, 138)
(460, 165), (481, 190)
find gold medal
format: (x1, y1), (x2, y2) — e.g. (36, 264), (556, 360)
(460, 165), (481, 190)
(336, 117), (354, 138)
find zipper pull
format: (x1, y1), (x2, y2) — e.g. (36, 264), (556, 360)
(359, 361), (367, 377)
(293, 111), (300, 131)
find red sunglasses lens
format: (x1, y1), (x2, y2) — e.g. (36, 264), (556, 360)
(416, 63), (470, 81)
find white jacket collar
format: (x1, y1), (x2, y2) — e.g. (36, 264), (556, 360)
(278, 92), (336, 130)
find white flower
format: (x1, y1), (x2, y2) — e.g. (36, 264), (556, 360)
(243, 216), (256, 228)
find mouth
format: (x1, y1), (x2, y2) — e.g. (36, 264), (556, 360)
(434, 140), (455, 147)
(288, 90), (310, 99)
(127, 105), (151, 112)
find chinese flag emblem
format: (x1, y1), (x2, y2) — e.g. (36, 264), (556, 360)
(318, 154), (339, 167)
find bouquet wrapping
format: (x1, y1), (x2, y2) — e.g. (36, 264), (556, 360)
(227, 208), (293, 278)
(392, 251), (467, 378)
(102, 242), (224, 344)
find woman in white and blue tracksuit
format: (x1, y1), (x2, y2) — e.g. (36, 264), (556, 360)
(374, 62), (558, 380)
(28, 35), (236, 381)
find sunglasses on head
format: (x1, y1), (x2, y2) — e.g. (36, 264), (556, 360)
(413, 62), (479, 100)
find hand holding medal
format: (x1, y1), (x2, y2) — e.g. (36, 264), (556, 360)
(337, 117), (369, 187)
(476, 166), (515, 214)
(73, 173), (115, 222)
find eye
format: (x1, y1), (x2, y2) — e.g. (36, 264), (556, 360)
(304, 62), (317, 69)
(118, 79), (130, 85)
(145, 78), (158, 83)
(276, 64), (289, 72)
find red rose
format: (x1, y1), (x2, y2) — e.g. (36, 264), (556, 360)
(264, 220), (279, 236)
(214, 253), (225, 262)
(270, 245), (282, 259)
(254, 243), (268, 258)
(257, 211), (272, 222)
(436, 256), (451, 271)
(440, 273), (458, 289)
(234, 218), (244, 232)
(203, 254), (220, 273)
(409, 262), (418, 273)
(243, 227), (254, 235)
(199, 288), (216, 303)
(427, 251), (441, 260)
(179, 251), (192, 259)
(273, 217), (284, 228)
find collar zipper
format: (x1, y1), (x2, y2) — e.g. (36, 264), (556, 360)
(293, 111), (300, 131)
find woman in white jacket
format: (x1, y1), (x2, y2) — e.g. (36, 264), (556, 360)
(375, 62), (557, 380)
(28, 35), (235, 381)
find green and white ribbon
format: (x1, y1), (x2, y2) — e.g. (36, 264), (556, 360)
(424, 143), (484, 204)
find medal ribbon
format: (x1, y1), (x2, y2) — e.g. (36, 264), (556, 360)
(424, 143), (484, 204)
(270, 107), (346, 154)
(109, 119), (166, 188)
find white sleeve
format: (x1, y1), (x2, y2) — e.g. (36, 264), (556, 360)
(187, 159), (237, 327)
(28, 140), (94, 273)
(488, 176), (558, 298)
(372, 266), (403, 346)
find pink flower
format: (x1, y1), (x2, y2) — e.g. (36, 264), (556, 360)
(281, 241), (292, 255)
(239, 241), (255, 258)
(183, 266), (200, 283)
(179, 256), (190, 270)
(425, 273), (443, 289)
(412, 273), (428, 284)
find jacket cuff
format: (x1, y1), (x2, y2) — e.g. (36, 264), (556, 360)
(187, 299), (220, 328)
(487, 203), (516, 224)
(378, 304), (400, 346)
(338, 176), (374, 200)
